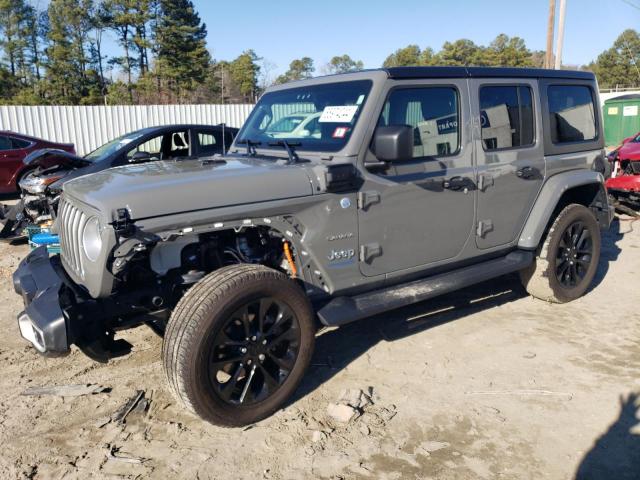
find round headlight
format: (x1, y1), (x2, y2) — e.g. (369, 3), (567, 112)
(82, 216), (103, 262)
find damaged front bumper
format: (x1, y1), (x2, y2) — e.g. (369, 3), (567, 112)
(13, 246), (70, 355)
(13, 246), (169, 362)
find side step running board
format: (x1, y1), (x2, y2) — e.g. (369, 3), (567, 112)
(317, 250), (533, 327)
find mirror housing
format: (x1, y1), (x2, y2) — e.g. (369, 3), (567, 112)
(373, 125), (414, 162)
(129, 151), (155, 163)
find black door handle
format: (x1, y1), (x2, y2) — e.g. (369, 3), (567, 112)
(516, 166), (539, 179)
(443, 176), (474, 191)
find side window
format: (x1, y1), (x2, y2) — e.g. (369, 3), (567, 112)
(168, 131), (190, 158)
(379, 87), (460, 158)
(11, 137), (31, 149)
(0, 136), (12, 151)
(479, 85), (534, 151)
(197, 131), (223, 156)
(126, 134), (163, 160)
(547, 85), (596, 143)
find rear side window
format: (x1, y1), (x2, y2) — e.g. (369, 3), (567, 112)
(197, 131), (224, 155)
(547, 85), (596, 144)
(11, 137), (31, 148)
(379, 87), (460, 158)
(479, 85), (534, 151)
(0, 136), (11, 150)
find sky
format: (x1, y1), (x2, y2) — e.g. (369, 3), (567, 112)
(99, 0), (640, 77)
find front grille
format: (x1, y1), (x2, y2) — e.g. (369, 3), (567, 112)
(58, 197), (89, 279)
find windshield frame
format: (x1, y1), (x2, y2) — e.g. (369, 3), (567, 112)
(235, 79), (374, 154)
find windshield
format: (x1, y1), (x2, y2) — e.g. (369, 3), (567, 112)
(236, 80), (372, 152)
(84, 132), (144, 162)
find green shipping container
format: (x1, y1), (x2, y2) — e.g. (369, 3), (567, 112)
(603, 94), (640, 147)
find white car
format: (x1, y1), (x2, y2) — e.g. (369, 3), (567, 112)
(265, 112), (322, 139)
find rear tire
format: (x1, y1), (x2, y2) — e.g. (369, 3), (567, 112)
(163, 264), (316, 427)
(520, 204), (601, 303)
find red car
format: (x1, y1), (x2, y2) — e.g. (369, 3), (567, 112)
(606, 132), (640, 207)
(0, 131), (75, 194)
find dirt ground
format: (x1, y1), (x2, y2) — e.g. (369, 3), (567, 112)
(0, 210), (639, 480)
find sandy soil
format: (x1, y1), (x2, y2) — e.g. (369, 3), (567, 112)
(0, 213), (638, 480)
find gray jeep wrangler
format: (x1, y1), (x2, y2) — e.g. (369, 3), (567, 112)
(14, 67), (613, 427)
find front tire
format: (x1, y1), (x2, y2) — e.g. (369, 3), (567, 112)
(520, 204), (601, 303)
(163, 264), (316, 427)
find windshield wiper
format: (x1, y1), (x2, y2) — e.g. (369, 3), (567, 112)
(268, 140), (301, 164)
(237, 139), (261, 157)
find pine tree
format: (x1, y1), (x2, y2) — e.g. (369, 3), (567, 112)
(46, 0), (95, 104)
(154, 0), (210, 101)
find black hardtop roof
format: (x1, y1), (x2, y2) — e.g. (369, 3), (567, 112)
(384, 66), (595, 81)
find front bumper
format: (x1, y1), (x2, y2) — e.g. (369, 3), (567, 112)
(13, 246), (70, 355)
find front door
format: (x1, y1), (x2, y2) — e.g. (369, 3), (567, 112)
(357, 80), (476, 277)
(470, 79), (545, 249)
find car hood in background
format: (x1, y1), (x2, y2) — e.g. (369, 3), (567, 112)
(23, 148), (91, 170)
(618, 141), (640, 161)
(63, 156), (315, 221)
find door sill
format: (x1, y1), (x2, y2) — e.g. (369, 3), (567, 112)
(317, 250), (533, 326)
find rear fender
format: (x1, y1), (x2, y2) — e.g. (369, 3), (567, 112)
(518, 170), (610, 250)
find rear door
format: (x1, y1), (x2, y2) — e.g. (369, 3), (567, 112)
(470, 78), (545, 249)
(0, 135), (28, 189)
(193, 128), (226, 157)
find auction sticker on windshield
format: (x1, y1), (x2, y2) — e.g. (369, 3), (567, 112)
(320, 106), (359, 123)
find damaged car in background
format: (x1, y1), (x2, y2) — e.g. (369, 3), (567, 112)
(0, 124), (238, 240)
(606, 131), (640, 209)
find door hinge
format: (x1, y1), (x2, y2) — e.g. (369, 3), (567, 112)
(477, 173), (494, 192)
(360, 243), (382, 263)
(476, 220), (493, 238)
(357, 190), (381, 211)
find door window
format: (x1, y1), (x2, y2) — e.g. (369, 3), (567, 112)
(126, 134), (163, 160)
(168, 131), (190, 158)
(378, 87), (460, 158)
(479, 85), (534, 151)
(0, 136), (11, 151)
(547, 85), (597, 143)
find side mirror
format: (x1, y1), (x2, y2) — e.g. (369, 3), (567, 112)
(373, 125), (414, 162)
(129, 151), (155, 163)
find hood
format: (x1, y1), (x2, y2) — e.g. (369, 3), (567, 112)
(618, 140), (640, 161)
(63, 156), (315, 221)
(24, 148), (90, 170)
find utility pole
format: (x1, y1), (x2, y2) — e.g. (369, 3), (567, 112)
(554, 0), (567, 70)
(545, 0), (556, 68)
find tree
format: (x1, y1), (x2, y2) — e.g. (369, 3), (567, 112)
(589, 29), (640, 89)
(154, 0), (210, 101)
(326, 54), (363, 74)
(227, 50), (261, 102)
(0, 0), (29, 78)
(484, 34), (533, 67)
(383, 45), (422, 67)
(439, 39), (484, 66)
(276, 57), (314, 83)
(45, 0), (95, 104)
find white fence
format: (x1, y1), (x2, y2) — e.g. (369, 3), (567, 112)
(0, 104), (254, 155)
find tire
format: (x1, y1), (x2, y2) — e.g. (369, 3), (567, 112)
(520, 203), (601, 303)
(163, 264), (316, 427)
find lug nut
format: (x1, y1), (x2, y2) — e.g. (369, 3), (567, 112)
(258, 354), (265, 362)
(262, 339), (267, 345)
(247, 359), (253, 365)
(241, 347), (247, 353)
(251, 336), (257, 341)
